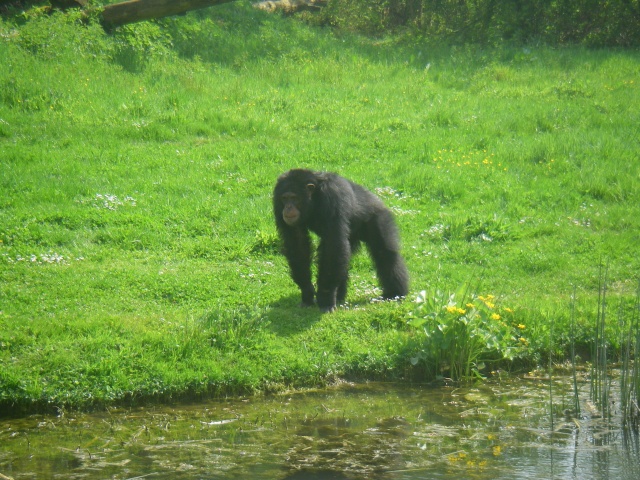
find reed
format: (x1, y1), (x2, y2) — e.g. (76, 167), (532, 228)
(548, 311), (554, 431)
(570, 285), (580, 417)
(590, 262), (611, 418)
(620, 280), (640, 431)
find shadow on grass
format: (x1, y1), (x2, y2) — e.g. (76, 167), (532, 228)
(266, 293), (324, 336)
(159, 2), (429, 70)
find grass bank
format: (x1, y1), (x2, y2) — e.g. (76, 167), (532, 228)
(1, 3), (639, 414)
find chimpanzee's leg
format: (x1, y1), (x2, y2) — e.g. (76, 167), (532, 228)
(364, 210), (409, 299)
(316, 229), (351, 313)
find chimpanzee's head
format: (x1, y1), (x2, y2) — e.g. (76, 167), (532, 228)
(273, 169), (319, 227)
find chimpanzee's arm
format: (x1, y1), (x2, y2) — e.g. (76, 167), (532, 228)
(282, 226), (315, 306)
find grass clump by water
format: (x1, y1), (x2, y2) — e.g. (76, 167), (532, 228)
(0, 3), (639, 413)
(408, 285), (526, 380)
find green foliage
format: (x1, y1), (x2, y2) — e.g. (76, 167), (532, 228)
(251, 230), (281, 255)
(201, 305), (270, 352)
(6, 8), (112, 59)
(311, 0), (640, 46)
(408, 287), (527, 380)
(111, 21), (174, 72)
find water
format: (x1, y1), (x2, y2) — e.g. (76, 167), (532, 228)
(1, 376), (638, 479)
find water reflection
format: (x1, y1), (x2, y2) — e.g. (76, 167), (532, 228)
(1, 377), (638, 479)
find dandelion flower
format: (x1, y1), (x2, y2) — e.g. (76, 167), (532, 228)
(517, 324), (526, 330)
(491, 313), (501, 320)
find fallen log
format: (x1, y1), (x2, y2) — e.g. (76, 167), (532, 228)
(50, 0), (88, 9)
(101, 0), (237, 28)
(252, 0), (326, 14)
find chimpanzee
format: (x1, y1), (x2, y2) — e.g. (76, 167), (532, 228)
(273, 169), (409, 313)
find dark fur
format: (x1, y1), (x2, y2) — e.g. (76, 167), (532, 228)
(273, 169), (409, 312)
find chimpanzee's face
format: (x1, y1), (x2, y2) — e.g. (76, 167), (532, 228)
(278, 183), (315, 226)
(281, 192), (302, 226)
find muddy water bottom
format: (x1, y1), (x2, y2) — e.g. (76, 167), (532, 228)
(1, 377), (638, 479)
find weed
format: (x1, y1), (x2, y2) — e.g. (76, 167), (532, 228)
(407, 285), (526, 380)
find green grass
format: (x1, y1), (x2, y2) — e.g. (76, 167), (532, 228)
(1, 3), (639, 413)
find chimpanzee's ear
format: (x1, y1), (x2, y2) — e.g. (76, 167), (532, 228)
(306, 183), (315, 195)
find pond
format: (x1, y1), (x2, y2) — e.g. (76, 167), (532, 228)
(1, 375), (638, 479)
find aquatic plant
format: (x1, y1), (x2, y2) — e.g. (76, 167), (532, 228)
(620, 280), (640, 431)
(590, 263), (611, 418)
(586, 265), (640, 431)
(407, 285), (527, 381)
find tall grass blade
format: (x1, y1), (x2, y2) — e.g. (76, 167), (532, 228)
(549, 312), (554, 432)
(622, 279), (640, 431)
(570, 285), (580, 416)
(591, 261), (611, 419)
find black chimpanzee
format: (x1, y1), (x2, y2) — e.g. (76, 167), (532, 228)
(273, 169), (409, 313)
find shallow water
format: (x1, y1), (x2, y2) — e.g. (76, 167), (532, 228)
(1, 376), (638, 479)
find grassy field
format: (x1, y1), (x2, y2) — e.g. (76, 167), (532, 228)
(1, 3), (639, 413)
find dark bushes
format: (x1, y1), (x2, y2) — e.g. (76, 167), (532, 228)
(312, 0), (640, 46)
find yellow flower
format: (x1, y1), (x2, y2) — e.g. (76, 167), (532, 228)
(493, 445), (502, 456)
(517, 324), (526, 330)
(466, 303), (475, 308)
(491, 313), (501, 320)
(484, 301), (495, 309)
(445, 305), (466, 315)
(504, 307), (514, 313)
(519, 337), (528, 345)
